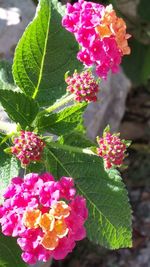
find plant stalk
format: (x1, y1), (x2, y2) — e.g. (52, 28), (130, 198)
(38, 94), (74, 117)
(49, 142), (95, 155)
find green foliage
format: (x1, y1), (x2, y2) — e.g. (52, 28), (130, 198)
(27, 160), (46, 174)
(0, 61), (17, 91)
(0, 133), (6, 143)
(0, 151), (20, 204)
(12, 0), (82, 106)
(138, 0), (150, 23)
(46, 139), (132, 249)
(43, 147), (58, 175)
(0, 0), (133, 261)
(59, 131), (95, 148)
(0, 61), (14, 85)
(0, 233), (27, 267)
(35, 102), (87, 135)
(0, 90), (39, 128)
(122, 39), (150, 85)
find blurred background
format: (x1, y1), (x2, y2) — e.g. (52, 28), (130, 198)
(0, 0), (150, 267)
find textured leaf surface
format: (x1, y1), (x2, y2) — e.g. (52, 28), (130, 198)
(0, 233), (27, 267)
(0, 151), (20, 204)
(59, 131), (96, 147)
(27, 161), (46, 174)
(46, 142), (132, 249)
(0, 61), (14, 86)
(35, 103), (87, 135)
(12, 0), (82, 106)
(0, 61), (17, 92)
(0, 90), (39, 128)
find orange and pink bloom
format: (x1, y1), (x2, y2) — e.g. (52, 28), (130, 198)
(62, 0), (131, 79)
(0, 173), (88, 264)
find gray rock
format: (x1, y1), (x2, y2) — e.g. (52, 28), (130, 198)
(114, 0), (140, 22)
(0, 0), (35, 59)
(84, 69), (131, 140)
(30, 260), (52, 267)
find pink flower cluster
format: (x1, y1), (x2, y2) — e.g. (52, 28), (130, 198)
(0, 173), (88, 265)
(65, 70), (99, 102)
(97, 131), (127, 169)
(62, 0), (131, 79)
(11, 131), (45, 166)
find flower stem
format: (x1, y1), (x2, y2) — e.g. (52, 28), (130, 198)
(38, 94), (74, 117)
(48, 142), (95, 155)
(46, 94), (74, 113)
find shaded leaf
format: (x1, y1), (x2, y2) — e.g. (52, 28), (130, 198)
(122, 39), (150, 85)
(138, 0), (150, 22)
(35, 102), (87, 135)
(0, 233), (27, 267)
(0, 152), (20, 204)
(0, 90), (39, 128)
(27, 161), (46, 174)
(0, 60), (18, 94)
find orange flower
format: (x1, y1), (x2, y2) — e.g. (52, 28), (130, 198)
(54, 219), (69, 238)
(41, 218), (69, 250)
(41, 231), (59, 250)
(23, 209), (41, 229)
(50, 201), (70, 219)
(96, 5), (131, 55)
(39, 213), (55, 232)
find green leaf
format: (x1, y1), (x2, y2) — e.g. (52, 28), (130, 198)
(0, 61), (13, 83)
(35, 102), (87, 135)
(46, 142), (132, 249)
(103, 124), (110, 134)
(0, 60), (18, 92)
(0, 152), (20, 204)
(12, 0), (82, 106)
(0, 90), (39, 128)
(138, 0), (150, 22)
(122, 39), (150, 85)
(43, 147), (58, 176)
(0, 60), (14, 86)
(0, 233), (27, 267)
(59, 131), (95, 148)
(0, 132), (6, 143)
(27, 161), (46, 174)
(141, 46), (150, 83)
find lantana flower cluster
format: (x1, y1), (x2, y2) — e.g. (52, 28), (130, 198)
(62, 0), (131, 79)
(97, 131), (128, 169)
(65, 70), (99, 102)
(0, 173), (88, 265)
(11, 130), (45, 166)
